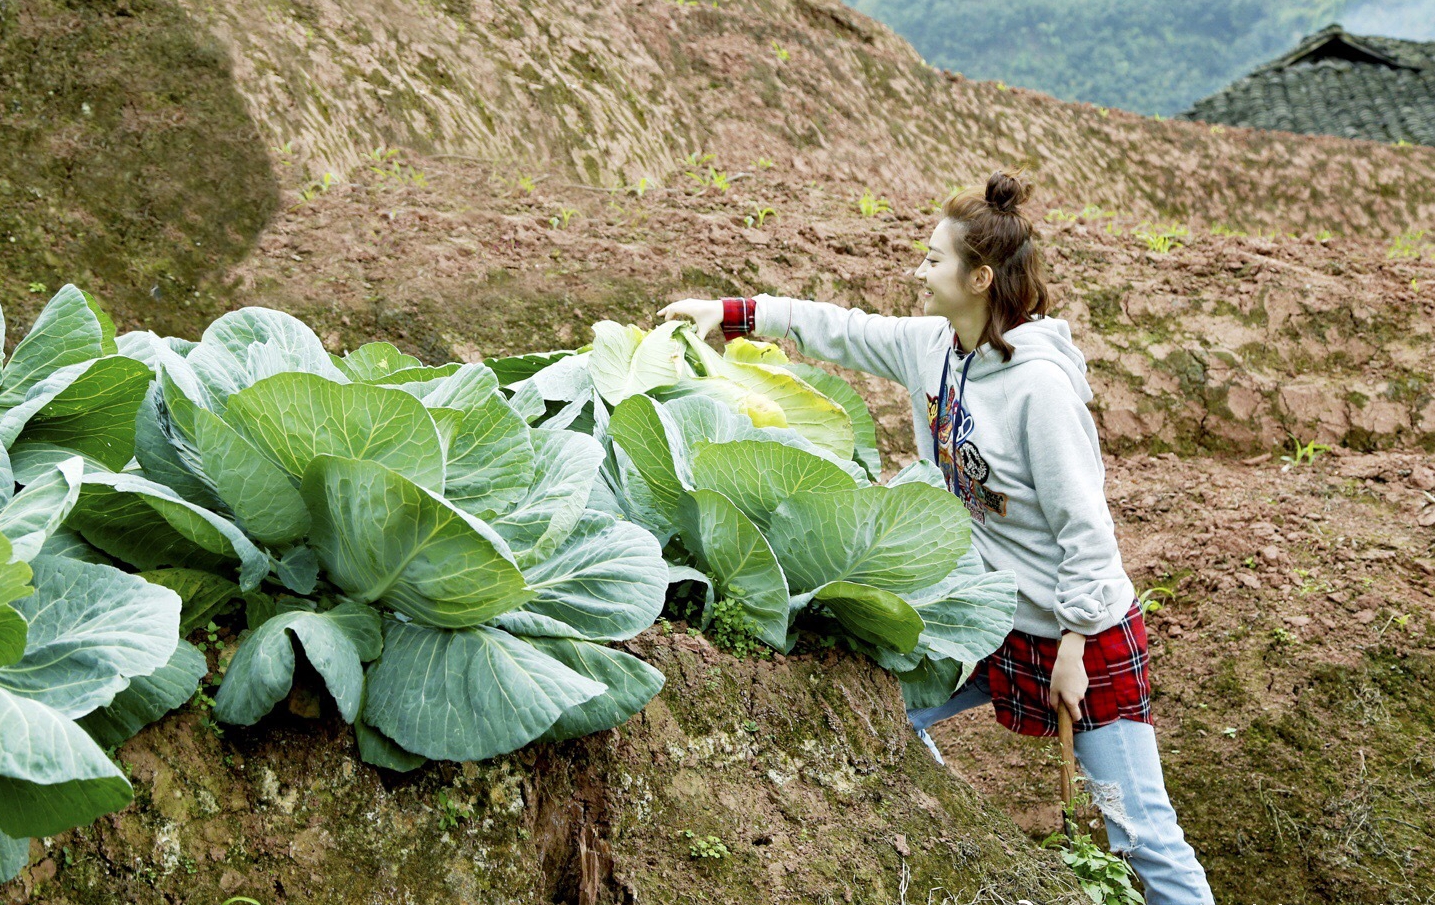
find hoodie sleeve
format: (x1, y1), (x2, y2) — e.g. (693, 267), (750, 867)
(748, 294), (941, 390)
(1018, 375), (1134, 635)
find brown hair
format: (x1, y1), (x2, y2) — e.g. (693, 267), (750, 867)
(940, 167), (1050, 362)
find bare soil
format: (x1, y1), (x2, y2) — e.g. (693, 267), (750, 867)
(933, 447), (1435, 903)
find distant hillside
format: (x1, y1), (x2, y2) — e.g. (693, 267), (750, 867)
(5, 0), (1434, 335)
(845, 0), (1366, 116)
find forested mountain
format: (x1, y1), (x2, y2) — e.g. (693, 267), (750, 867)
(845, 0), (1435, 116)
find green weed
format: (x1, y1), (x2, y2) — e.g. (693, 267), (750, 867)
(1042, 794), (1141, 905)
(1280, 437), (1331, 472)
(549, 207), (579, 229)
(1133, 220), (1189, 253)
(298, 171), (338, 203)
(755, 157), (775, 169)
(857, 188), (891, 217)
(436, 789), (473, 830)
(194, 620), (224, 653)
(679, 830), (729, 860)
(1388, 229), (1430, 260)
(1137, 585), (1176, 616)
(771, 40), (789, 61)
(744, 204), (776, 228)
(26, 282), (46, 294)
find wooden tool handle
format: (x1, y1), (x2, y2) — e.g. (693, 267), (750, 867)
(1057, 705), (1076, 838)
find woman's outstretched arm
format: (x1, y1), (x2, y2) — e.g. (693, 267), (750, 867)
(659, 294), (945, 388)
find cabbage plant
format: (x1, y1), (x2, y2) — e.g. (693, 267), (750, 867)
(504, 322), (1018, 705)
(0, 455), (199, 883)
(88, 307), (670, 770)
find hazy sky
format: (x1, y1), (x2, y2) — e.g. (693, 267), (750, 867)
(1342, 0), (1435, 40)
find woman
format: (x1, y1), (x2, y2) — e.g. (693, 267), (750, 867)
(658, 168), (1214, 904)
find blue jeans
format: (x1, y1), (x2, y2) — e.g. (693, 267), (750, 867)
(908, 688), (1214, 905)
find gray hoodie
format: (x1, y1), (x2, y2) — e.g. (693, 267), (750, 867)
(749, 293), (1135, 639)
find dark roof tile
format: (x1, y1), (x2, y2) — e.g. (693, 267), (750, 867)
(1175, 23), (1435, 146)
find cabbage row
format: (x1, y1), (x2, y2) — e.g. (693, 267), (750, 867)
(0, 287), (1018, 883)
(511, 321), (1018, 699)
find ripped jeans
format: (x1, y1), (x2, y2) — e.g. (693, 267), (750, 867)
(908, 686), (1215, 905)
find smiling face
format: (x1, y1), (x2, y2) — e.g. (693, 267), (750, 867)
(915, 219), (992, 321)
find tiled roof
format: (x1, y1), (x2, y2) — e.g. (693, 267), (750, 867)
(1175, 23), (1435, 146)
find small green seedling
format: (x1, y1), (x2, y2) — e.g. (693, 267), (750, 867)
(436, 789), (472, 830)
(771, 40), (789, 61)
(1041, 795), (1141, 905)
(1133, 220), (1189, 254)
(744, 205), (776, 228)
(195, 620), (224, 653)
(1279, 438), (1330, 472)
(549, 207), (579, 229)
(679, 830), (729, 860)
(858, 189), (891, 217)
(1388, 229), (1429, 260)
(27, 282), (46, 294)
(1137, 585), (1176, 616)
(755, 157), (774, 169)
(298, 171), (338, 203)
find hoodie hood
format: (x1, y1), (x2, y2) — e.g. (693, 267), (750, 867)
(961, 314), (1093, 403)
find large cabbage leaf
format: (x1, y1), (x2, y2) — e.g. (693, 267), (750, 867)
(487, 429), (603, 567)
(68, 472), (271, 591)
(301, 456), (533, 628)
(768, 484), (971, 594)
(0, 554), (180, 717)
(184, 307), (348, 413)
(793, 580), (925, 653)
(689, 440), (853, 532)
(588, 320), (691, 405)
(677, 326), (854, 459)
(224, 372), (446, 493)
(676, 489), (790, 648)
(0, 458), (83, 562)
(363, 620), (605, 761)
(0, 285), (116, 409)
(427, 385), (534, 520)
(214, 602), (382, 725)
(77, 641), (207, 749)
(162, 376), (310, 546)
(526, 636), (666, 742)
(900, 564), (1018, 663)
(0, 549), (181, 863)
(512, 511), (666, 641)
(782, 361), (882, 479)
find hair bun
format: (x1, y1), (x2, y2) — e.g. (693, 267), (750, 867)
(985, 169), (1031, 214)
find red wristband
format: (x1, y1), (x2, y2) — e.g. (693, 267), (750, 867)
(720, 297), (756, 341)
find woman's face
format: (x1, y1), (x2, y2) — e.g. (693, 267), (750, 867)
(915, 219), (991, 320)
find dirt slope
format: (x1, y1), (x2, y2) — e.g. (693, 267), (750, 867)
(933, 447), (1435, 904)
(3, 635), (1087, 905)
(5, 0), (1435, 328)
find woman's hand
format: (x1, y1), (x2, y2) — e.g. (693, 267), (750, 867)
(1049, 632), (1089, 723)
(658, 298), (724, 340)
